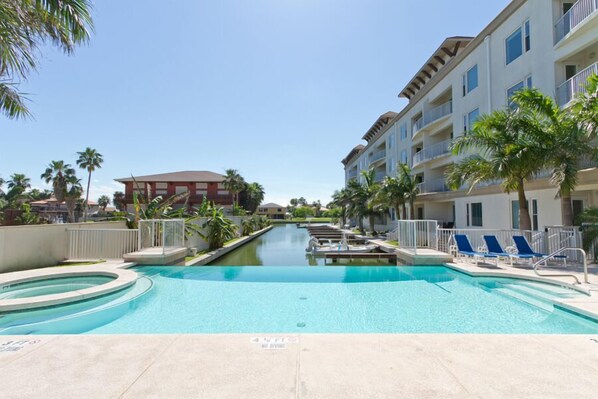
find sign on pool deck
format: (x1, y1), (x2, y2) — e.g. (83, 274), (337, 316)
(250, 336), (299, 349)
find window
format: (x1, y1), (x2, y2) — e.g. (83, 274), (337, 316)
(388, 157), (396, 174)
(507, 77), (533, 107)
(463, 108), (480, 133)
(573, 200), (584, 225)
(387, 133), (395, 149)
(400, 150), (408, 164)
(175, 186), (188, 195)
(463, 65), (478, 96)
(471, 202), (483, 227)
(505, 21), (530, 65)
(524, 20), (531, 52)
(565, 65), (578, 80)
(512, 200), (538, 230)
(400, 124), (408, 141)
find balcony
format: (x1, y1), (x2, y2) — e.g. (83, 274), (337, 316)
(412, 117), (424, 137)
(555, 0), (598, 44)
(412, 139), (452, 167)
(369, 149), (386, 165)
(556, 62), (597, 106)
(423, 101), (453, 126)
(416, 178), (450, 194)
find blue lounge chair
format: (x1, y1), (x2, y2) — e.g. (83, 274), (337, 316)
(512, 235), (567, 265)
(454, 234), (498, 265)
(483, 235), (533, 266)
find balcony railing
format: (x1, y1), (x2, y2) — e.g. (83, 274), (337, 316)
(412, 117), (424, 136)
(369, 149), (386, 164)
(556, 62), (598, 106)
(423, 100), (453, 126)
(412, 139), (452, 167)
(416, 178), (450, 194)
(555, 0), (598, 44)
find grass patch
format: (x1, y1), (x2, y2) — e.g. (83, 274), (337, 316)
(56, 260), (107, 267)
(386, 240), (399, 247)
(224, 237), (243, 246)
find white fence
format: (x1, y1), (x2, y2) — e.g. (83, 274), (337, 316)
(139, 219), (185, 253)
(67, 229), (138, 260)
(555, 0), (598, 43)
(396, 220), (438, 254)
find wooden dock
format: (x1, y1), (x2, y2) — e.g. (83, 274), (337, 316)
(324, 252), (397, 264)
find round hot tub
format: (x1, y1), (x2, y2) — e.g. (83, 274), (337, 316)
(0, 275), (116, 300)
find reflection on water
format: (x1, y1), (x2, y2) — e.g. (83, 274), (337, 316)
(210, 224), (398, 267)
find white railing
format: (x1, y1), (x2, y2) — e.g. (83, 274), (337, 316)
(397, 220), (438, 254)
(545, 226), (584, 262)
(555, 0), (598, 44)
(139, 219), (185, 254)
(423, 100), (453, 126)
(67, 229), (139, 260)
(412, 117), (424, 136)
(370, 149), (386, 164)
(417, 178), (450, 194)
(387, 227), (399, 241)
(556, 62), (598, 106)
(412, 139), (452, 167)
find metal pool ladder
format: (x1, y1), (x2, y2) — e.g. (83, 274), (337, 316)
(533, 247), (588, 284)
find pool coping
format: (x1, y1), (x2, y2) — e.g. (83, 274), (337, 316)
(0, 264), (138, 312)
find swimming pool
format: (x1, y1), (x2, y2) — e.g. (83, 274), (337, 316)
(1, 265), (597, 334)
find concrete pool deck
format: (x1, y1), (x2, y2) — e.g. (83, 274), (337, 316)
(1, 333), (598, 398)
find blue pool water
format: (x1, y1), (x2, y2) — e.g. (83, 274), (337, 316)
(1, 265), (597, 334)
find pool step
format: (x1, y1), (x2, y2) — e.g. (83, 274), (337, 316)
(494, 287), (554, 312)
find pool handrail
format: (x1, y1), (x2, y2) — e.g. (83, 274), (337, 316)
(533, 247), (587, 284)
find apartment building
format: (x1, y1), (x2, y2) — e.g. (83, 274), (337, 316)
(343, 0), (598, 230)
(115, 171), (233, 212)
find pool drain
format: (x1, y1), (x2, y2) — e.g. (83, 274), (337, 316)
(297, 322), (306, 328)
(299, 296), (307, 300)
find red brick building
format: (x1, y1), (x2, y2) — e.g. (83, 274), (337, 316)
(115, 171), (233, 211)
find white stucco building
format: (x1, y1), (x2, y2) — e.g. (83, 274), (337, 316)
(342, 0), (598, 231)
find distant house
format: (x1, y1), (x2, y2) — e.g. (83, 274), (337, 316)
(256, 203), (286, 219)
(29, 197), (98, 223)
(114, 171), (233, 212)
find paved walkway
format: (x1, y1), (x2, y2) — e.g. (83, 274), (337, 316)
(1, 334), (598, 398)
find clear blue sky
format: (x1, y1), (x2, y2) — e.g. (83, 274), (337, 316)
(1, 0), (509, 206)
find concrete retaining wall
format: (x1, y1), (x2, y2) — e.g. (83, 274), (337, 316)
(0, 221), (128, 273)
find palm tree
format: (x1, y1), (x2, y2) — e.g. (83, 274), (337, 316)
(97, 195), (110, 212)
(41, 161), (76, 203)
(0, 177), (5, 196)
(446, 98), (547, 230)
(0, 0), (94, 119)
(513, 88), (596, 226)
(199, 207), (238, 250)
(377, 176), (405, 221)
(113, 191), (125, 211)
(347, 169), (381, 234)
(223, 169), (246, 207)
(64, 176), (83, 223)
(245, 182), (265, 213)
(7, 174), (31, 190)
(398, 163), (419, 220)
(571, 73), (598, 139)
(330, 188), (351, 227)
(76, 147), (104, 221)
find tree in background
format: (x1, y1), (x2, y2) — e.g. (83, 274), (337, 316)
(245, 182), (265, 214)
(113, 191), (126, 211)
(76, 147), (104, 221)
(97, 195), (110, 212)
(346, 169), (381, 234)
(223, 169), (246, 207)
(64, 176), (83, 223)
(397, 163), (419, 220)
(41, 161), (76, 204)
(199, 207), (238, 250)
(311, 200), (322, 217)
(0, 0), (94, 119)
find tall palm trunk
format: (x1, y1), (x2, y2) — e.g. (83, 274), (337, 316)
(560, 189), (574, 226)
(402, 205), (407, 220)
(409, 201), (415, 220)
(83, 170), (91, 222)
(517, 182), (532, 231)
(368, 214), (376, 235)
(358, 216), (364, 235)
(65, 198), (76, 223)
